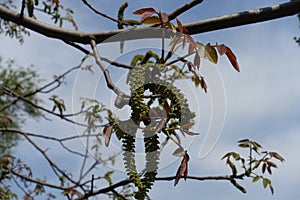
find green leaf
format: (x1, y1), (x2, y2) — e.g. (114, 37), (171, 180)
(269, 183), (274, 195)
(263, 178), (270, 188)
(227, 160), (237, 175)
(252, 176), (260, 183)
(104, 171), (114, 186)
(27, 0), (34, 17)
(238, 143), (249, 148)
(205, 43), (218, 64)
(238, 139), (249, 143)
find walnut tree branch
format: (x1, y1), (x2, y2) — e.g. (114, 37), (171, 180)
(1, 1), (300, 43)
(76, 174), (245, 200)
(90, 39), (130, 108)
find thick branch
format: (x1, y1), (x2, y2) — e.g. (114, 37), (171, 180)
(1, 1), (300, 44)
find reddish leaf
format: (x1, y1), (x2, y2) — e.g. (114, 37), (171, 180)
(174, 152), (190, 186)
(193, 52), (200, 69)
(176, 18), (188, 33)
(141, 11), (156, 23)
(185, 34), (197, 48)
(52, 0), (59, 6)
(163, 101), (170, 117)
(225, 47), (240, 72)
(216, 43), (240, 72)
(216, 43), (227, 55)
(187, 61), (194, 71)
(166, 21), (176, 33)
(133, 7), (156, 15)
(103, 125), (113, 147)
(200, 76), (207, 93)
(182, 35), (187, 50)
(188, 43), (195, 55)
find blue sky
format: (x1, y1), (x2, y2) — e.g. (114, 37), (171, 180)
(1, 0), (300, 199)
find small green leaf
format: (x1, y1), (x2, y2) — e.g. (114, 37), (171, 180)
(227, 160), (237, 175)
(252, 176), (260, 183)
(104, 171), (114, 186)
(238, 139), (249, 143)
(27, 0), (34, 17)
(269, 183), (274, 195)
(205, 43), (218, 64)
(263, 178), (270, 188)
(238, 143), (249, 148)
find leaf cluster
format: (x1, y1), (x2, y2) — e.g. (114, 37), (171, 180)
(222, 139), (285, 195)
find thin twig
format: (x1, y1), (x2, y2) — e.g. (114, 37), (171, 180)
(81, 0), (130, 26)
(12, 170), (70, 190)
(20, 131), (78, 185)
(0, 86), (90, 128)
(168, 0), (204, 21)
(19, 0), (26, 19)
(90, 39), (126, 96)
(90, 39), (130, 108)
(76, 173), (245, 200)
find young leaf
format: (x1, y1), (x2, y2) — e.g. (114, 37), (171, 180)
(205, 43), (218, 64)
(27, 0), (34, 17)
(263, 178), (270, 188)
(142, 16), (161, 24)
(252, 176), (261, 183)
(216, 43), (227, 55)
(216, 43), (240, 72)
(180, 128), (200, 136)
(103, 125), (113, 147)
(188, 43), (195, 55)
(160, 137), (169, 152)
(176, 18), (187, 33)
(193, 52), (200, 69)
(104, 171), (114, 186)
(238, 139), (249, 143)
(269, 152), (285, 162)
(199, 76), (207, 93)
(141, 11), (156, 23)
(174, 152), (190, 186)
(172, 147), (185, 157)
(133, 8), (156, 15)
(267, 165), (272, 175)
(166, 22), (176, 33)
(269, 183), (274, 195)
(262, 163), (267, 174)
